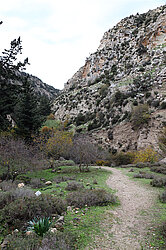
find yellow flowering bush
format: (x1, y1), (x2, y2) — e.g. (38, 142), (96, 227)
(134, 147), (158, 163)
(96, 160), (109, 166)
(45, 130), (73, 159)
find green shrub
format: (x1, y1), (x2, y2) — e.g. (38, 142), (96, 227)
(75, 113), (86, 126)
(66, 189), (116, 208)
(150, 177), (166, 187)
(0, 188), (35, 210)
(133, 172), (154, 179)
(65, 181), (84, 191)
(111, 152), (134, 166)
(159, 190), (166, 203)
(131, 104), (150, 129)
(30, 178), (45, 188)
(160, 102), (166, 109)
(6, 233), (41, 250)
(0, 180), (17, 191)
(6, 231), (75, 250)
(151, 165), (166, 175)
(12, 187), (35, 199)
(0, 192), (14, 209)
(1, 194), (67, 230)
(99, 84), (109, 98)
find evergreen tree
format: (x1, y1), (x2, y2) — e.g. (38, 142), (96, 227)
(38, 95), (52, 118)
(14, 77), (44, 142)
(0, 32), (29, 132)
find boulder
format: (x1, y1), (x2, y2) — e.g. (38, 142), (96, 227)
(45, 181), (52, 186)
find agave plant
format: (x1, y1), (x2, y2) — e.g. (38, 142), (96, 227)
(27, 217), (52, 237)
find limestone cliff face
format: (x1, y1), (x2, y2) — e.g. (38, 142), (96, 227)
(53, 5), (166, 152)
(20, 72), (60, 99)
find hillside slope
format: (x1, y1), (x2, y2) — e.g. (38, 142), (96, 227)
(19, 72), (60, 99)
(53, 5), (166, 153)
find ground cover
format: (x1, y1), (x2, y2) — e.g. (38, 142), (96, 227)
(0, 165), (117, 249)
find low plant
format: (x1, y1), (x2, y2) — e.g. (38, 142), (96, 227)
(0, 180), (17, 191)
(6, 233), (41, 250)
(30, 178), (45, 188)
(65, 181), (84, 191)
(159, 189), (166, 203)
(27, 217), (52, 237)
(111, 151), (135, 166)
(0, 191), (14, 209)
(133, 172), (154, 179)
(151, 165), (166, 175)
(66, 189), (116, 208)
(6, 231), (75, 250)
(1, 194), (67, 230)
(150, 177), (166, 187)
(12, 187), (35, 199)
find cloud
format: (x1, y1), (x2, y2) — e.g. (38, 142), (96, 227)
(0, 0), (165, 89)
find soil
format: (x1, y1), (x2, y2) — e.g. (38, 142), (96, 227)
(86, 167), (162, 250)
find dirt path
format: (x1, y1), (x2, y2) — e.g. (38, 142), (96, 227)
(88, 167), (160, 250)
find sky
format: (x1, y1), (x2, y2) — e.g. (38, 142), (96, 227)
(0, 0), (165, 89)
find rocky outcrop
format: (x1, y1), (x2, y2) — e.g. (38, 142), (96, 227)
(53, 5), (166, 152)
(21, 72), (60, 99)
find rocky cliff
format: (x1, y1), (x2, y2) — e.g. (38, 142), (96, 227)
(53, 5), (166, 153)
(20, 72), (60, 99)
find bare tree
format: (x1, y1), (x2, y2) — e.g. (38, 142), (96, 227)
(70, 135), (99, 172)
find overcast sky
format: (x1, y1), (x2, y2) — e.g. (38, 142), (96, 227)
(0, 0), (165, 89)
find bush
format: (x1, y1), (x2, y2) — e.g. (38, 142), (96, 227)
(96, 160), (109, 166)
(133, 172), (154, 179)
(159, 189), (166, 203)
(47, 113), (55, 120)
(65, 181), (84, 191)
(41, 126), (52, 133)
(99, 84), (109, 98)
(54, 160), (75, 167)
(151, 165), (166, 175)
(1, 194), (67, 230)
(30, 178), (45, 188)
(111, 152), (135, 166)
(134, 147), (158, 164)
(75, 113), (86, 126)
(159, 127), (166, 155)
(6, 233), (41, 250)
(160, 102), (166, 109)
(12, 187), (35, 199)
(131, 104), (150, 129)
(6, 231), (75, 250)
(0, 192), (14, 209)
(150, 177), (166, 187)
(0, 180), (17, 191)
(0, 136), (46, 180)
(39, 130), (73, 159)
(66, 189), (116, 208)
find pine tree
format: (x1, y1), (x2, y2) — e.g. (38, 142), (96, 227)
(0, 33), (29, 132)
(14, 77), (44, 142)
(38, 95), (52, 117)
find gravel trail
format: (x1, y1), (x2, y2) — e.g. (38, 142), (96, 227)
(88, 167), (160, 250)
